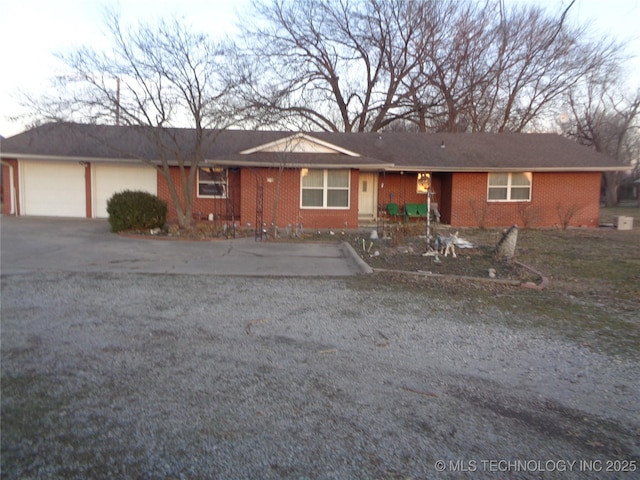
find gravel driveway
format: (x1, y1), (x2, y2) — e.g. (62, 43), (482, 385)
(1, 221), (638, 479)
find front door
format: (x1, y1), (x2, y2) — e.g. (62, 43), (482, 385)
(358, 173), (377, 220)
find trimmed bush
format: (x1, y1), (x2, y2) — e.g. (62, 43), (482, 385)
(106, 190), (167, 232)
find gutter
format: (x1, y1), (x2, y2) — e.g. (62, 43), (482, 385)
(1, 152), (628, 173)
(0, 153), (145, 165)
(1, 153), (392, 170)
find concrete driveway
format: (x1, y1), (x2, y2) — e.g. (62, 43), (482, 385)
(0, 217), (370, 276)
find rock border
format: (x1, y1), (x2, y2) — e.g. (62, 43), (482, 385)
(370, 260), (549, 290)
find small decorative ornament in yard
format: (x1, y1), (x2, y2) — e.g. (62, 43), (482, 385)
(435, 232), (458, 258)
(423, 231), (475, 260)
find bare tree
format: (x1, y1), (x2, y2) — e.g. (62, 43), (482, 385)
(229, 0), (426, 132)
(405, 0), (623, 133)
(23, 10), (233, 228)
(567, 79), (640, 206)
(404, 0), (497, 132)
(231, 0), (626, 134)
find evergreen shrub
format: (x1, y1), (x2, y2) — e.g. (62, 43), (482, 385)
(106, 190), (167, 232)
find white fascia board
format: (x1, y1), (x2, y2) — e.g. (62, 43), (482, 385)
(240, 133), (361, 157)
(0, 153), (151, 165)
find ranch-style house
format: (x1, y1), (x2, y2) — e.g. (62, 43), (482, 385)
(0, 123), (627, 229)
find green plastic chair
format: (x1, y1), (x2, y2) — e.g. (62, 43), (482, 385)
(404, 203), (419, 220)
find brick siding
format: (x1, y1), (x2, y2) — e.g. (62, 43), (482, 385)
(378, 171), (601, 228)
(450, 171), (601, 228)
(4, 160), (603, 229)
(378, 172), (442, 209)
(84, 163), (92, 218)
(160, 166), (360, 229)
(1, 159), (19, 215)
(240, 167), (359, 230)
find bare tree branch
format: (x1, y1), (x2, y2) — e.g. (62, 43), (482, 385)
(21, 9), (234, 228)
(567, 76), (640, 206)
(228, 0), (630, 134)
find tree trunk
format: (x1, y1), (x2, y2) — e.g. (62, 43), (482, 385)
(603, 172), (619, 207)
(160, 164), (192, 230)
(176, 210), (190, 229)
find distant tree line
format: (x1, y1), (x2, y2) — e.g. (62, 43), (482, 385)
(229, 0), (628, 134)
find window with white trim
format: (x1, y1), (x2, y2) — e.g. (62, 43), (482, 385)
(301, 169), (350, 208)
(198, 167), (227, 198)
(487, 172), (532, 201)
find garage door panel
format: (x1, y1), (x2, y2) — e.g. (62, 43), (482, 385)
(94, 164), (157, 218)
(22, 162), (86, 217)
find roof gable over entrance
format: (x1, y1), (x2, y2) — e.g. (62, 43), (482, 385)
(240, 133), (360, 156)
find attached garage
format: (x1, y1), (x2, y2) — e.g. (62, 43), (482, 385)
(19, 161), (87, 217)
(92, 164), (158, 218)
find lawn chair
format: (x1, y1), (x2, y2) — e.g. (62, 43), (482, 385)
(387, 203), (400, 222)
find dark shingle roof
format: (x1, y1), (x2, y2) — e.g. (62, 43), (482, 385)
(0, 122), (625, 171)
(309, 131), (623, 171)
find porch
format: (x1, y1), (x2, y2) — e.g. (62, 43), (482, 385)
(357, 170), (450, 227)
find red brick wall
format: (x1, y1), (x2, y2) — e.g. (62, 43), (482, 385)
(1, 159), (18, 215)
(530, 172), (600, 227)
(240, 168), (359, 230)
(157, 167), (241, 222)
(160, 166), (359, 229)
(450, 172), (493, 227)
(1, 162), (10, 215)
(450, 172), (601, 228)
(378, 172), (441, 208)
(378, 172), (444, 222)
(84, 163), (92, 218)
(155, 167), (602, 228)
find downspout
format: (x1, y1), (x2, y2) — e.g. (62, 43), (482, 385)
(1, 160), (16, 215)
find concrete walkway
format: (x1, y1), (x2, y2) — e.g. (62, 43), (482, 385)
(0, 217), (371, 276)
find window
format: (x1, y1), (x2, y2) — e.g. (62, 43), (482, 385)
(487, 172), (531, 201)
(198, 167), (227, 198)
(301, 169), (350, 208)
(417, 172), (431, 194)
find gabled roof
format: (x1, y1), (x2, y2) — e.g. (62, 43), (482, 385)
(239, 132), (361, 156)
(0, 122), (626, 172)
(308, 131), (626, 172)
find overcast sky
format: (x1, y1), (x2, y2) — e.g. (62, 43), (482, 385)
(1, 0), (638, 137)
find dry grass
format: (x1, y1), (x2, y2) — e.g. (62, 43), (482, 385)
(342, 207), (640, 359)
(356, 207), (640, 298)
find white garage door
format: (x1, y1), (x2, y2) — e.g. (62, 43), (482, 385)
(21, 161), (87, 217)
(93, 164), (158, 218)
